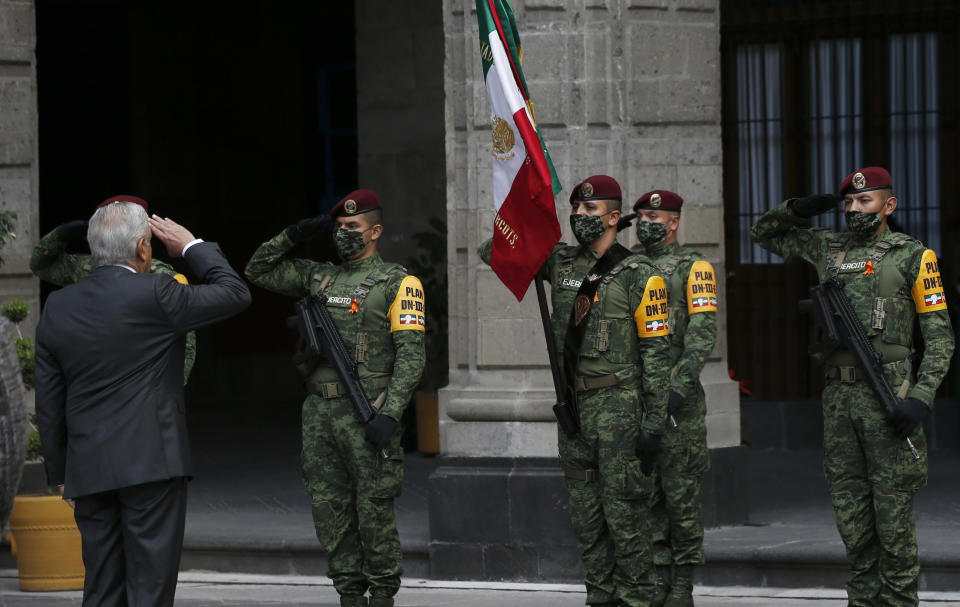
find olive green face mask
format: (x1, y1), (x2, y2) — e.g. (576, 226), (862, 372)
(334, 227), (367, 260)
(570, 214), (606, 246)
(635, 220), (668, 251)
(845, 210), (883, 236)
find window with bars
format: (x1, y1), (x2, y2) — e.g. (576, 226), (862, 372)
(734, 34), (940, 262)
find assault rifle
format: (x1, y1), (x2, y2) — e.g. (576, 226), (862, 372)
(294, 294), (388, 459)
(616, 212), (637, 232)
(808, 278), (920, 460)
(535, 275), (579, 435)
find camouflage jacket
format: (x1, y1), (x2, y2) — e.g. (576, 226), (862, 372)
(30, 225), (198, 385)
(634, 241), (718, 400)
(750, 200), (954, 406)
(244, 230), (426, 422)
(479, 239), (673, 433)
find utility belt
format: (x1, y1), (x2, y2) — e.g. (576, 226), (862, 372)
(562, 465), (598, 482)
(307, 375), (391, 399)
(824, 359), (912, 398)
(574, 366), (638, 393)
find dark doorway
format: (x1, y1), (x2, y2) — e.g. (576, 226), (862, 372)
(36, 0), (357, 437)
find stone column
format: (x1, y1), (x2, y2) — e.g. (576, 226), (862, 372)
(432, 0), (741, 580)
(0, 0), (40, 341)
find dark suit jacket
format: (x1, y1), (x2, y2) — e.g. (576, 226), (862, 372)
(35, 242), (251, 499)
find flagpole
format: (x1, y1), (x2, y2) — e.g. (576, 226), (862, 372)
(534, 272), (578, 435)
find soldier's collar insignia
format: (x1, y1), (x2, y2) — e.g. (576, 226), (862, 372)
(853, 172), (866, 190)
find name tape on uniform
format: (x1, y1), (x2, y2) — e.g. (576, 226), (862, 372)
(634, 275), (670, 338)
(685, 260), (718, 314)
(911, 249), (947, 313)
(389, 275), (426, 332)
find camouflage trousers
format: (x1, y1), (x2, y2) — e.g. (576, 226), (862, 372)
(650, 385), (709, 567)
(558, 383), (656, 607)
(301, 394), (404, 600)
(822, 370), (927, 607)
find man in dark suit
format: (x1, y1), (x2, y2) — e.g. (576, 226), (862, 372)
(35, 200), (251, 606)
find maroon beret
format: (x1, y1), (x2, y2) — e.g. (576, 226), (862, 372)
(569, 175), (622, 204)
(96, 195), (149, 213)
(331, 189), (381, 219)
(633, 190), (683, 213)
(839, 167), (892, 196)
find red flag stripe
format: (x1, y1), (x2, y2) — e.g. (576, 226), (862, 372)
(511, 107), (552, 197)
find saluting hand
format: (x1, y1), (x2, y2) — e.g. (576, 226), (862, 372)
(791, 193), (842, 218)
(148, 215), (196, 258)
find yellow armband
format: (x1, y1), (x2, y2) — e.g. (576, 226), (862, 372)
(686, 260), (718, 314)
(911, 249), (947, 313)
(635, 275), (669, 337)
(389, 276), (426, 332)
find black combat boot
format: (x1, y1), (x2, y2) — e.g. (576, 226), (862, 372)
(339, 595), (368, 607)
(651, 564), (672, 607)
(663, 564), (694, 607)
(368, 596), (394, 607)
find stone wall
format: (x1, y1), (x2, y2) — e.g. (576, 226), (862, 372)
(0, 0), (39, 340)
(441, 0), (738, 457)
(355, 0), (446, 268)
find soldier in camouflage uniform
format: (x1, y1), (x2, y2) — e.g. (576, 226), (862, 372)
(630, 190), (716, 607)
(29, 195), (197, 385)
(751, 167), (954, 607)
(480, 175), (672, 607)
(245, 190), (425, 607)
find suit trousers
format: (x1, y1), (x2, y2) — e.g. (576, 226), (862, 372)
(74, 477), (188, 607)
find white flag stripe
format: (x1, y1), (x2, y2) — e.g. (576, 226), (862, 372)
(486, 30), (527, 115)
(484, 36), (528, 210)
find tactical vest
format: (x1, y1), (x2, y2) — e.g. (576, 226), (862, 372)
(823, 232), (916, 364)
(651, 250), (697, 361)
(551, 246), (594, 352)
(551, 247), (645, 373)
(306, 261), (407, 383)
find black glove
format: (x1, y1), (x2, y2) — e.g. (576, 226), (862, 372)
(667, 391), (685, 417)
(790, 193), (842, 218)
(635, 430), (661, 476)
(57, 219), (89, 243)
(364, 414), (399, 451)
(888, 398), (929, 439)
(284, 215), (330, 243)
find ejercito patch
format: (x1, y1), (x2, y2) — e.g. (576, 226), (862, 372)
(389, 275), (426, 332)
(173, 273), (189, 285)
(634, 275), (670, 338)
(911, 249), (947, 313)
(686, 260), (718, 314)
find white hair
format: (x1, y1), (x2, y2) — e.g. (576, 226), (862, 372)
(87, 202), (150, 267)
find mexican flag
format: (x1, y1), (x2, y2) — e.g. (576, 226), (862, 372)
(476, 0), (562, 301)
